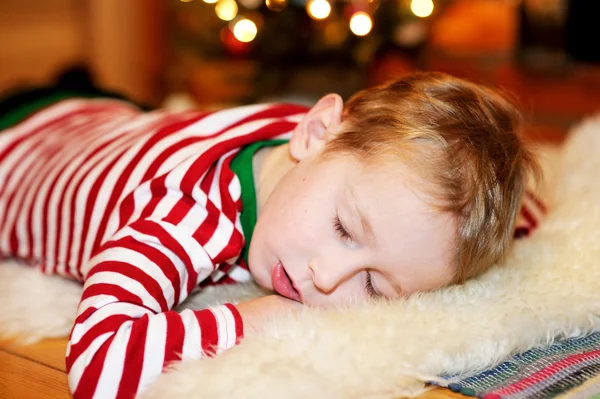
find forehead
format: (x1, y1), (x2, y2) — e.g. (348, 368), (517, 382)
(343, 158), (457, 292)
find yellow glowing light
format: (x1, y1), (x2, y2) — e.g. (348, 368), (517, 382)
(349, 12), (372, 36)
(233, 18), (258, 42)
(215, 0), (238, 21)
(410, 0), (434, 18)
(266, 0), (287, 12)
(307, 0), (331, 20)
(203, 0), (218, 4)
(180, 0), (194, 3)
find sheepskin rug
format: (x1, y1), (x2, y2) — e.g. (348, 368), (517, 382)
(1, 114), (600, 399)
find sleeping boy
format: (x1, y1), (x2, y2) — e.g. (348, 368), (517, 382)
(0, 71), (541, 398)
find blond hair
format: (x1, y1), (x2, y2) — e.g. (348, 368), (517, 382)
(324, 72), (539, 284)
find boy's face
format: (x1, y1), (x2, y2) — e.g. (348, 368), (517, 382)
(247, 95), (457, 307)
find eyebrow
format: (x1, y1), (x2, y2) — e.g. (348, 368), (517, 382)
(372, 271), (404, 298)
(389, 278), (404, 297)
(347, 188), (405, 297)
(348, 188), (376, 244)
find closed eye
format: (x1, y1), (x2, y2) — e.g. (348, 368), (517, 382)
(365, 270), (380, 298)
(333, 214), (352, 241)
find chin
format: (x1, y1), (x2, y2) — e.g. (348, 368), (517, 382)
(248, 260), (272, 290)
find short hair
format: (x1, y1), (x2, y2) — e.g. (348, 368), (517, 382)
(324, 71), (539, 284)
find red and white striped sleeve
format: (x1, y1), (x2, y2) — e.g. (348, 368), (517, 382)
(65, 150), (249, 398)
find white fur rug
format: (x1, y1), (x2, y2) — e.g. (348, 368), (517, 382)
(2, 115), (600, 399)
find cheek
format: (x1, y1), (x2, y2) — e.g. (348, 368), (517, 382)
(307, 274), (368, 307)
(272, 180), (328, 237)
(337, 273), (366, 299)
(259, 196), (311, 254)
(258, 161), (340, 257)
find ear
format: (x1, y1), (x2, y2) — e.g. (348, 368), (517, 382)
(289, 93), (344, 161)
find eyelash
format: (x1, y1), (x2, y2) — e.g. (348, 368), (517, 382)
(365, 271), (377, 298)
(334, 216), (378, 298)
(333, 215), (352, 241)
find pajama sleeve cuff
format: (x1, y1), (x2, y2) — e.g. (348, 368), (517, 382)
(194, 303), (244, 356)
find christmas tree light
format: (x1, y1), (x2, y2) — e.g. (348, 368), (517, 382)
(350, 11), (372, 36)
(233, 18), (258, 42)
(266, 0), (287, 12)
(307, 0), (331, 20)
(215, 0), (238, 21)
(411, 0), (434, 18)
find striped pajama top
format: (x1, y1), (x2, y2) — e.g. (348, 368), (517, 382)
(0, 98), (308, 399)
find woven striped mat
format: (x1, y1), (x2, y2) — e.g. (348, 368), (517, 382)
(431, 332), (600, 399)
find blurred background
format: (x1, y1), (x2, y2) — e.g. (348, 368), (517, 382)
(0, 0), (599, 143)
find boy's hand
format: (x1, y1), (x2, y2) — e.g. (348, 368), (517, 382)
(236, 295), (304, 337)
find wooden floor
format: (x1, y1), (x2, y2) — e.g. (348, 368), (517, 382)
(0, 339), (71, 399)
(0, 337), (466, 399)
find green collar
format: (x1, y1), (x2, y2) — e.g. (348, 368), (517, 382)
(230, 139), (288, 265)
(0, 91), (80, 131)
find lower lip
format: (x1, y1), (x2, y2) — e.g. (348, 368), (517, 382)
(271, 263), (302, 302)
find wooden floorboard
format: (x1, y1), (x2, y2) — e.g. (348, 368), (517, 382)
(0, 349), (70, 399)
(1, 338), (67, 372)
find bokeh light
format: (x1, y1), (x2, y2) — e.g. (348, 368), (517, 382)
(215, 0), (238, 21)
(266, 0), (287, 12)
(233, 18), (258, 42)
(410, 0), (434, 18)
(203, 0), (218, 4)
(220, 26), (252, 55)
(307, 0), (331, 20)
(349, 12), (372, 36)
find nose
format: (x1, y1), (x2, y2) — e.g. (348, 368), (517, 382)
(308, 255), (363, 294)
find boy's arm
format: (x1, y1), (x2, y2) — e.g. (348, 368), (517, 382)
(66, 216), (241, 399)
(64, 173), (299, 399)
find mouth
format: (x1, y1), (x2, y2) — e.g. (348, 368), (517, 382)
(271, 262), (302, 302)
